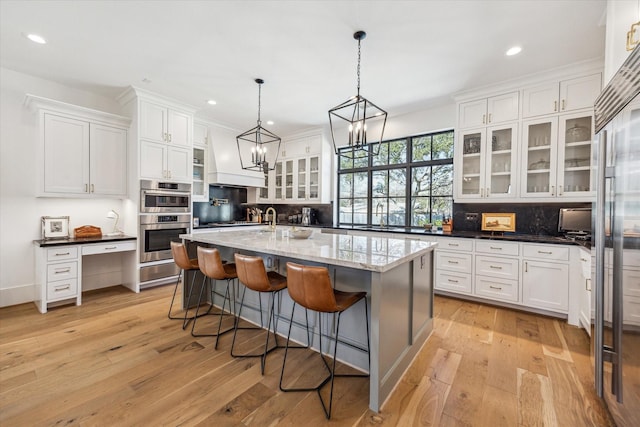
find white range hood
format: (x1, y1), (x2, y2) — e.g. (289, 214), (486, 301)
(208, 123), (265, 188)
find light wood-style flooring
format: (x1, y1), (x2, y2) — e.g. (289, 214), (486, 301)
(0, 285), (614, 426)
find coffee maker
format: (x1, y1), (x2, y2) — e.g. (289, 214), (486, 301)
(301, 207), (315, 226)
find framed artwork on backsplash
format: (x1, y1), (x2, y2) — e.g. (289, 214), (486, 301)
(481, 213), (516, 233)
(42, 216), (70, 240)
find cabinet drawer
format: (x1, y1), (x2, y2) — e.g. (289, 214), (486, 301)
(47, 278), (78, 301)
(476, 255), (519, 280)
(82, 241), (136, 255)
(475, 240), (519, 256)
(47, 261), (78, 282)
(436, 251), (472, 273)
(47, 246), (78, 261)
(623, 269), (640, 298)
(522, 244), (569, 261)
(475, 276), (519, 302)
(435, 271), (472, 294)
(438, 238), (473, 252)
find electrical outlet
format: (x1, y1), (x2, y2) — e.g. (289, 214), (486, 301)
(465, 213), (478, 221)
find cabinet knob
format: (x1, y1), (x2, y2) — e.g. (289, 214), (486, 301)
(559, 185), (563, 195)
(554, 101), (558, 112)
(561, 99), (566, 111)
(168, 133), (172, 142)
(488, 113), (492, 123)
(91, 184), (94, 193)
(524, 261), (528, 272)
(482, 114), (486, 124)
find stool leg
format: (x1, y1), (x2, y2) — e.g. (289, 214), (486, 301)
(181, 269), (201, 329)
(167, 269), (182, 319)
(191, 276), (234, 339)
(214, 279), (234, 350)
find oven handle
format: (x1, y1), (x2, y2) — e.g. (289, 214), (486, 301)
(142, 189), (191, 198)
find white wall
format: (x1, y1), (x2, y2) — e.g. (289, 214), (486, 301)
(604, 0), (639, 83)
(0, 67), (130, 306)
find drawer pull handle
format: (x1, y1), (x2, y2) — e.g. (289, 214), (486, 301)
(489, 285), (502, 290)
(580, 258), (588, 262)
(104, 246), (117, 250)
(54, 284), (71, 291)
(537, 250), (553, 254)
(447, 260), (459, 264)
(448, 243), (459, 247)
(447, 279), (459, 283)
(490, 246), (502, 250)
(55, 252), (70, 256)
(489, 265), (503, 270)
(54, 268), (71, 274)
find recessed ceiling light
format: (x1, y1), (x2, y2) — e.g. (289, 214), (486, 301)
(266, 120), (274, 125)
(207, 99), (217, 105)
(25, 33), (47, 44)
(506, 46), (522, 56)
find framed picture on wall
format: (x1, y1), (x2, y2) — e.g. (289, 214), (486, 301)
(481, 213), (516, 232)
(42, 216), (70, 240)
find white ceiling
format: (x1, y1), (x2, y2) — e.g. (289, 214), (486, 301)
(0, 0), (607, 135)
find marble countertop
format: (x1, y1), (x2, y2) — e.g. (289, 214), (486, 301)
(181, 227), (437, 273)
(33, 235), (136, 247)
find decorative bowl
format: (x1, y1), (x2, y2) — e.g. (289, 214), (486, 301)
(290, 229), (313, 239)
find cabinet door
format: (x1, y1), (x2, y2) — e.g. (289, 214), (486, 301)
(522, 260), (569, 312)
(168, 109), (191, 147)
(308, 156), (320, 200)
(458, 99), (487, 129)
(43, 114), (90, 194)
(522, 82), (559, 118)
(89, 124), (127, 196)
(140, 140), (166, 180)
(192, 146), (206, 201)
(557, 112), (594, 197)
(297, 157), (307, 199)
(456, 129), (486, 199)
(274, 161), (283, 200)
(487, 92), (519, 124)
(485, 124), (518, 199)
(521, 117), (559, 198)
(193, 122), (208, 146)
(559, 74), (601, 112)
(284, 159), (294, 200)
(140, 101), (167, 143)
(167, 146), (191, 182)
(258, 171), (270, 201)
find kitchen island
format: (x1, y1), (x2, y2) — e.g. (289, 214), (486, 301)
(180, 227), (437, 412)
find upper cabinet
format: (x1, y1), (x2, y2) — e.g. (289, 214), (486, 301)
(26, 95), (130, 198)
(140, 100), (191, 147)
(458, 92), (519, 129)
(521, 73), (601, 118)
(192, 122), (208, 202)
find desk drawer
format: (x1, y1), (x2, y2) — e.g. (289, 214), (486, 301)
(436, 251), (472, 273)
(475, 276), (518, 302)
(475, 240), (519, 256)
(523, 244), (569, 261)
(82, 241), (136, 255)
(438, 238), (473, 252)
(47, 261), (78, 282)
(476, 255), (519, 280)
(47, 278), (78, 301)
(47, 247), (78, 261)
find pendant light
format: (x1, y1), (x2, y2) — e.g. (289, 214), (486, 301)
(236, 78), (281, 172)
(328, 31), (387, 157)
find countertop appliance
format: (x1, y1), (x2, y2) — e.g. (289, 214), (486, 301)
(558, 207), (591, 240)
(593, 46), (639, 427)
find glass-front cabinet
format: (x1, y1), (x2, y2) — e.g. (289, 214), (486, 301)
(275, 162), (283, 200)
(456, 123), (518, 200)
(192, 145), (207, 201)
(521, 111), (593, 199)
(297, 158), (306, 199)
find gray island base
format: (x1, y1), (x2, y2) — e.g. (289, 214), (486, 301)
(180, 227), (437, 412)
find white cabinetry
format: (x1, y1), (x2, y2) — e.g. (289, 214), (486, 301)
(522, 244), (570, 312)
(458, 92), (519, 128)
(456, 123), (518, 200)
(521, 111), (594, 200)
(140, 100), (191, 147)
(434, 238), (474, 294)
(26, 95), (130, 198)
(192, 122), (208, 201)
(522, 74), (602, 118)
(474, 240), (520, 303)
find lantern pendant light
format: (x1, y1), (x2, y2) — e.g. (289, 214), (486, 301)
(236, 78), (281, 172)
(328, 31), (387, 158)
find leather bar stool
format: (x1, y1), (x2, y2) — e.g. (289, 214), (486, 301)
(279, 262), (370, 420)
(232, 253), (288, 375)
(169, 241), (206, 329)
(193, 246), (237, 347)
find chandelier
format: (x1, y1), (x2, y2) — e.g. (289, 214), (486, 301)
(236, 78), (281, 172)
(328, 31), (387, 158)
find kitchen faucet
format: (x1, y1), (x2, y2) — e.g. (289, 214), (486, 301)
(375, 202), (384, 227)
(265, 207), (277, 231)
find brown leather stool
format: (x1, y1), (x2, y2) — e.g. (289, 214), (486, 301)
(193, 247), (237, 347)
(169, 241), (206, 329)
(280, 262), (370, 420)
(232, 253), (288, 375)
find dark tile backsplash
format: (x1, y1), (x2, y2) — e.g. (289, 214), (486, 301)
(193, 186), (248, 224)
(246, 203), (334, 226)
(453, 202), (592, 236)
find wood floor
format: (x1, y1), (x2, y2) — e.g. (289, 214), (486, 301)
(0, 285), (615, 426)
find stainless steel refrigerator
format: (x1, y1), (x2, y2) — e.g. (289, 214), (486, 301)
(593, 46), (640, 427)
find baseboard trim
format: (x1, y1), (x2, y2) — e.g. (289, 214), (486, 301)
(0, 284), (34, 307)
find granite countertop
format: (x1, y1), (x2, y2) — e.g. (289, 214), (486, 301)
(181, 227), (437, 273)
(34, 235), (137, 247)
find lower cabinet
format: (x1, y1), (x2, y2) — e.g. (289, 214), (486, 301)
(522, 259), (569, 312)
(434, 238), (473, 294)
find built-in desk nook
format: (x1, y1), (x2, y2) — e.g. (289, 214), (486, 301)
(33, 236), (138, 313)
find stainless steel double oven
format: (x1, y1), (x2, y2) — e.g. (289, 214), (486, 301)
(139, 180), (191, 285)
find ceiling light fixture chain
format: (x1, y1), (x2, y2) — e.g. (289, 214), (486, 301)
(256, 78), (263, 125)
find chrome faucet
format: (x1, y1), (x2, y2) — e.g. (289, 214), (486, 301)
(375, 202), (385, 227)
(265, 207), (277, 231)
